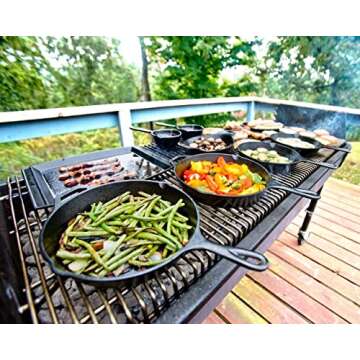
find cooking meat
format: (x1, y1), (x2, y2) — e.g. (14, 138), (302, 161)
(188, 136), (227, 151)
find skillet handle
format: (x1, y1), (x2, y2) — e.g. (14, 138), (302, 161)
(192, 241), (268, 272)
(269, 184), (320, 200)
(155, 122), (176, 128)
(129, 126), (151, 134)
(169, 155), (187, 167)
(321, 144), (351, 153)
(299, 158), (338, 170)
(54, 186), (88, 209)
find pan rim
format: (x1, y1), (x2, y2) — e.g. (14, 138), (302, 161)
(39, 179), (201, 284)
(172, 152), (271, 200)
(236, 140), (302, 166)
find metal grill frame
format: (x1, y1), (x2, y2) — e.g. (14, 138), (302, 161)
(0, 144), (350, 324)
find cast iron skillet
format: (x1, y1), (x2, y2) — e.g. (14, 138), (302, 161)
(237, 141), (338, 174)
(129, 126), (181, 148)
(39, 180), (268, 287)
(271, 133), (351, 157)
(156, 122), (203, 140)
(171, 153), (320, 207)
(179, 132), (234, 154)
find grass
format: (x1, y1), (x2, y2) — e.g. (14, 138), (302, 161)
(332, 142), (360, 185)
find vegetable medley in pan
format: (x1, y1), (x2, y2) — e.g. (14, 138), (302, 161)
(182, 156), (266, 196)
(56, 191), (192, 277)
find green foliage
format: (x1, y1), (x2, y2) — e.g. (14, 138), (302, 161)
(260, 36), (360, 107)
(0, 36), (140, 112)
(144, 36), (258, 126)
(0, 36), (51, 111)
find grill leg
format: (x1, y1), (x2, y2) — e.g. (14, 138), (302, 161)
(297, 186), (323, 245)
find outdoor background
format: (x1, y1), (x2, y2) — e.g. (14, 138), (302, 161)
(0, 36), (359, 183)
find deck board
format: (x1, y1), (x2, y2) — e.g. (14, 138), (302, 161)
(203, 178), (360, 324)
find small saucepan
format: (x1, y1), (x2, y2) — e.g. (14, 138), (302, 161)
(237, 141), (338, 174)
(130, 126), (181, 148)
(171, 153), (320, 207)
(156, 122), (203, 140)
(179, 132), (234, 154)
(270, 133), (351, 157)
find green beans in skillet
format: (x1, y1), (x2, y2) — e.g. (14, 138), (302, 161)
(56, 191), (192, 277)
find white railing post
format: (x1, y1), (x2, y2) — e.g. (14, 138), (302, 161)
(247, 101), (255, 122)
(118, 108), (134, 147)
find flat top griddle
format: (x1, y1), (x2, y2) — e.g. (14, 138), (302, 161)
(22, 147), (162, 209)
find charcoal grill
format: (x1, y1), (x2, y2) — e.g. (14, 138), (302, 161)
(0, 143), (350, 323)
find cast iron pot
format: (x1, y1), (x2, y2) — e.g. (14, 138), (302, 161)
(39, 180), (268, 288)
(156, 122), (203, 140)
(171, 153), (320, 207)
(130, 126), (181, 148)
(179, 132), (234, 154)
(270, 133), (351, 157)
(237, 141), (338, 174)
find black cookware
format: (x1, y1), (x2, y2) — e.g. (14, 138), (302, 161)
(156, 122), (203, 140)
(237, 141), (338, 174)
(130, 126), (181, 148)
(179, 132), (234, 154)
(39, 180), (268, 287)
(270, 133), (350, 157)
(171, 153), (320, 207)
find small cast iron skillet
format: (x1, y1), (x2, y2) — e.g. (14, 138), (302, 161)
(130, 126), (181, 148)
(39, 180), (268, 287)
(179, 132), (234, 154)
(271, 133), (351, 157)
(156, 122), (203, 140)
(237, 141), (338, 174)
(171, 153), (320, 207)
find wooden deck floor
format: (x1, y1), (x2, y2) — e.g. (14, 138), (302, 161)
(203, 177), (360, 324)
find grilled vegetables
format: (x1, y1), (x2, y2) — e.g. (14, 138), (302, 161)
(182, 156), (265, 195)
(56, 192), (192, 277)
(188, 137), (227, 151)
(242, 148), (291, 164)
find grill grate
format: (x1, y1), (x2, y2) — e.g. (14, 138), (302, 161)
(5, 146), (334, 323)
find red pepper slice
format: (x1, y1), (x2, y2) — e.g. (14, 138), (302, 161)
(205, 175), (218, 192)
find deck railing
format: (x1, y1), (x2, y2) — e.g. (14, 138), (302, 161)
(1, 96), (360, 146)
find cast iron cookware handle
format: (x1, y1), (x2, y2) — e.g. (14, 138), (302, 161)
(54, 186), (88, 209)
(299, 158), (338, 170)
(321, 144), (351, 153)
(269, 184), (320, 200)
(191, 241), (268, 271)
(155, 122), (176, 128)
(169, 154), (187, 167)
(129, 126), (152, 134)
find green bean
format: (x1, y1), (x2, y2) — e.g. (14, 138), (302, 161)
(56, 249), (91, 261)
(101, 234), (127, 262)
(167, 199), (183, 234)
(136, 232), (177, 251)
(145, 195), (161, 217)
(172, 220), (192, 229)
(98, 247), (146, 276)
(68, 230), (110, 237)
(146, 245), (160, 259)
(129, 258), (168, 267)
(74, 239), (110, 272)
(153, 224), (182, 249)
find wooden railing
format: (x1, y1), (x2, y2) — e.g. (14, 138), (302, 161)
(1, 96), (360, 145)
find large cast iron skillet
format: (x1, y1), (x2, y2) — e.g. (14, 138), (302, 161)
(271, 133), (350, 157)
(171, 153), (320, 207)
(129, 126), (181, 148)
(39, 180), (268, 287)
(156, 122), (203, 140)
(237, 141), (338, 174)
(179, 133), (234, 154)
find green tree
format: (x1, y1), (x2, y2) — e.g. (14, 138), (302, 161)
(0, 36), (51, 111)
(44, 36), (140, 106)
(260, 36), (360, 107)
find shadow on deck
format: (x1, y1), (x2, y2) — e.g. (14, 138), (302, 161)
(203, 177), (360, 324)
